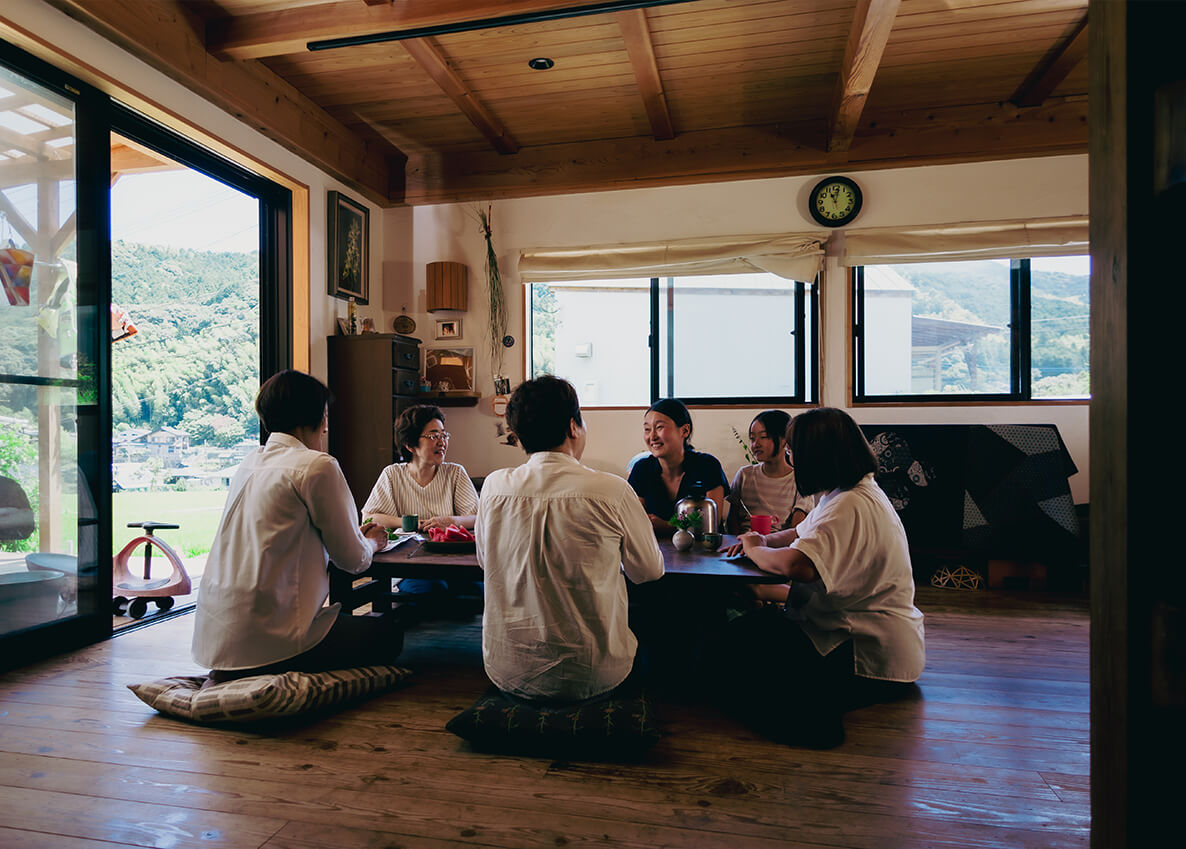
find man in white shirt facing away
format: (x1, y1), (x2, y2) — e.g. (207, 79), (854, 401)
(193, 369), (396, 683)
(476, 376), (664, 703)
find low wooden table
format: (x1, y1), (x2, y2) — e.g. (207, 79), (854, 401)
(329, 535), (783, 616)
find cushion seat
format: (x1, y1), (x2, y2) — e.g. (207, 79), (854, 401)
(128, 664), (412, 725)
(446, 685), (661, 759)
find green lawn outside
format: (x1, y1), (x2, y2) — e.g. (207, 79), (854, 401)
(112, 489), (227, 558)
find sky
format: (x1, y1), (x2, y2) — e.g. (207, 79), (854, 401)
(110, 169), (259, 254)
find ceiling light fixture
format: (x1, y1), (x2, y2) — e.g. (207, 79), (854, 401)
(307, 0), (700, 51)
(528, 57), (555, 71)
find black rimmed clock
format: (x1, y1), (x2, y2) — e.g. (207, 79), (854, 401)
(808, 176), (863, 227)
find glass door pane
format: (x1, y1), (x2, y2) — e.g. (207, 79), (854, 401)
(109, 135), (260, 627)
(0, 64), (88, 636)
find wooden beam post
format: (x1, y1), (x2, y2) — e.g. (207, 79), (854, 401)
(828, 0), (901, 154)
(401, 37), (520, 155)
(617, 9), (675, 141)
(1011, 13), (1089, 107)
(1090, 1), (1186, 847)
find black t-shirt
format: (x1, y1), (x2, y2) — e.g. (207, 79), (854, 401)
(627, 449), (729, 520)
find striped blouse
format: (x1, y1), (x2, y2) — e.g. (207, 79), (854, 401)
(361, 461), (479, 522)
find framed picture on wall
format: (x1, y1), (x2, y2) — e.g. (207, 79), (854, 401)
(435, 318), (461, 339)
(424, 347), (474, 392)
(327, 190), (369, 304)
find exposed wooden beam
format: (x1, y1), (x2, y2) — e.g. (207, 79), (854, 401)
(110, 142), (184, 176)
(40, 0), (400, 205)
(401, 37), (520, 155)
(0, 192), (35, 244)
(404, 96), (1088, 204)
(1011, 13), (1089, 107)
(0, 159), (73, 191)
(208, 0), (687, 60)
(828, 0), (901, 154)
(617, 9), (674, 141)
(346, 108), (432, 156)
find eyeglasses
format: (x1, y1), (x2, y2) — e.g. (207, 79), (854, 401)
(421, 430), (450, 442)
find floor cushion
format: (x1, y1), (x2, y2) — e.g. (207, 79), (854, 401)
(446, 685), (661, 759)
(128, 664), (412, 725)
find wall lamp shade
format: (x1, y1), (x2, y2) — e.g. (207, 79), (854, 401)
(426, 261), (468, 312)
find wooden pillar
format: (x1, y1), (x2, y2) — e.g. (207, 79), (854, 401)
(36, 177), (62, 552)
(1090, 2), (1186, 846)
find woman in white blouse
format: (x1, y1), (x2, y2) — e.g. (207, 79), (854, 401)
(362, 405), (478, 531)
(720, 407), (925, 749)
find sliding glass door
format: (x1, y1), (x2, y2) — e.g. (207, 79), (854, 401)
(0, 39), (292, 667)
(0, 47), (110, 662)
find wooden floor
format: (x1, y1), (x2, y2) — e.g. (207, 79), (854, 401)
(0, 586), (1090, 848)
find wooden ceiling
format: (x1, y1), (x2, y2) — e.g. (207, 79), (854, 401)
(44, 0), (1088, 207)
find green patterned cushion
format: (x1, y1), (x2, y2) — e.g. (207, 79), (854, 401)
(445, 686), (661, 758)
(127, 665), (412, 724)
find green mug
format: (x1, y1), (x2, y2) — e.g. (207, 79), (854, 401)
(401, 514), (419, 532)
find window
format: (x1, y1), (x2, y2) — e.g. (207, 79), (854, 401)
(852, 256), (1089, 401)
(529, 272), (816, 405)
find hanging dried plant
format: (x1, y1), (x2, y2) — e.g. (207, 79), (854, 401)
(476, 205), (508, 379)
(732, 426), (756, 464)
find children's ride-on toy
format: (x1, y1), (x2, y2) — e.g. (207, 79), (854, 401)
(112, 521), (192, 619)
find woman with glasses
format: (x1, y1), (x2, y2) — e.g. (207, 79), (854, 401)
(362, 404), (481, 612)
(362, 405), (478, 532)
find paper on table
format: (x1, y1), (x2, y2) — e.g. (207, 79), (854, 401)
(381, 533), (419, 553)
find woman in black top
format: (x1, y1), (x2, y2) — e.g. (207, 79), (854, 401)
(627, 398), (728, 536)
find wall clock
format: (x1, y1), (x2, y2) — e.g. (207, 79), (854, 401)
(808, 176), (863, 227)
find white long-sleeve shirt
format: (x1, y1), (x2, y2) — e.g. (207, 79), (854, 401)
(192, 432), (375, 670)
(476, 451), (664, 701)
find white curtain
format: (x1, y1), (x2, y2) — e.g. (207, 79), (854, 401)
(517, 232), (826, 283)
(841, 216), (1089, 266)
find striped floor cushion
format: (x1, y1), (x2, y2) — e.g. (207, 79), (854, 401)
(128, 665), (412, 724)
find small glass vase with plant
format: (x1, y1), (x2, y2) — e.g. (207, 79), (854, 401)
(669, 509), (701, 551)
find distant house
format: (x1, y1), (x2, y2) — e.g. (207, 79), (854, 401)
(112, 428), (150, 463)
(111, 462), (153, 492)
(162, 464), (237, 488)
(146, 427), (189, 466)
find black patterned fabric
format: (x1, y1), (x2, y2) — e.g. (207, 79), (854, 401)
(859, 423), (1080, 563)
(446, 686), (661, 758)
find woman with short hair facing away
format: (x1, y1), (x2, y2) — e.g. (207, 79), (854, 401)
(627, 398), (728, 537)
(719, 407), (924, 748)
(362, 405), (478, 532)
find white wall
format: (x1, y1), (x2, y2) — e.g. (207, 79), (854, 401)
(3, 0), (390, 379)
(382, 156), (1090, 504)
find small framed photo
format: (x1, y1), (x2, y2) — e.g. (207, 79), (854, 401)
(327, 190), (369, 304)
(435, 318), (461, 339)
(335, 317), (350, 335)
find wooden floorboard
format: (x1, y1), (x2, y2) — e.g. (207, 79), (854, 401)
(0, 587), (1089, 848)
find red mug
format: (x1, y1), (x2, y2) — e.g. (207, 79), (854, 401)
(749, 514), (775, 535)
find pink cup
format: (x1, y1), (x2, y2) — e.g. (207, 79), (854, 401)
(749, 514), (775, 534)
